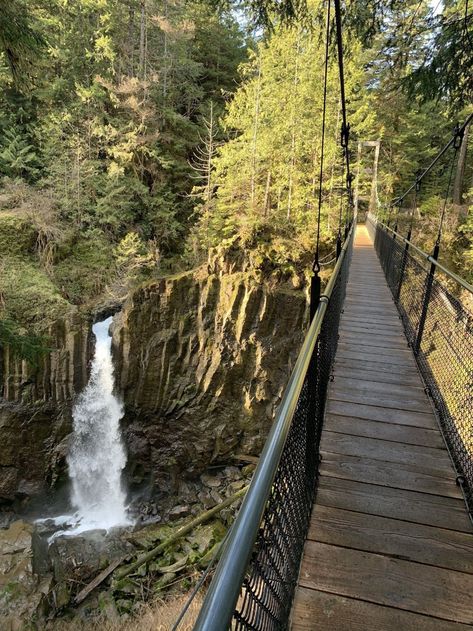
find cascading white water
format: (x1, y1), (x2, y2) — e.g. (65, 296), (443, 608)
(66, 316), (130, 532)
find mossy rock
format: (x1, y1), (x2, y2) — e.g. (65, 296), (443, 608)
(0, 211), (36, 257)
(0, 257), (73, 329)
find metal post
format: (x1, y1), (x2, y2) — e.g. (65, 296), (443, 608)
(415, 241), (440, 355)
(395, 227), (411, 303)
(336, 230), (342, 260)
(309, 272), (321, 323)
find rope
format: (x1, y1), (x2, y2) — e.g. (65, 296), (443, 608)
(313, 0), (332, 274)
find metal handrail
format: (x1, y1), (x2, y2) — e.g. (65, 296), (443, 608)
(367, 213), (473, 294)
(193, 224), (355, 631)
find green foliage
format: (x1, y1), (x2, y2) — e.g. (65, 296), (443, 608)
(192, 11), (371, 265)
(52, 234), (115, 305)
(0, 318), (49, 364)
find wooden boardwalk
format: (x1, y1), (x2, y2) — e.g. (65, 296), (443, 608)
(291, 225), (473, 630)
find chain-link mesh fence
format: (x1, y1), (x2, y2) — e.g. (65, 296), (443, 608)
(367, 216), (473, 515)
(232, 229), (353, 630)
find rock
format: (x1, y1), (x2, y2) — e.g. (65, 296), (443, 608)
(48, 530), (134, 607)
(242, 464), (256, 477)
(98, 591), (119, 620)
(198, 491), (216, 509)
(201, 473), (221, 488)
(168, 505), (191, 521)
(229, 480), (246, 492)
(112, 261), (306, 492)
(223, 466), (241, 480)
(210, 489), (223, 504)
(0, 520), (49, 628)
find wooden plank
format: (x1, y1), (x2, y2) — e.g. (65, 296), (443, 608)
(340, 327), (407, 341)
(332, 376), (425, 396)
(340, 325), (406, 338)
(338, 342), (414, 359)
(339, 332), (409, 350)
(334, 358), (420, 379)
(292, 587), (473, 630)
(298, 542), (473, 624)
(333, 365), (421, 387)
(330, 387), (430, 413)
(327, 400), (436, 429)
(320, 432), (454, 475)
(324, 414), (444, 448)
(319, 452), (462, 498)
(307, 505), (473, 573)
(336, 349), (416, 368)
(316, 477), (472, 532)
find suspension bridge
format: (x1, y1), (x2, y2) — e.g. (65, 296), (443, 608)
(184, 0), (473, 628)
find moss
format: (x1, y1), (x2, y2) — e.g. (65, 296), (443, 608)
(0, 211), (36, 257)
(0, 256), (74, 330)
(52, 236), (115, 304)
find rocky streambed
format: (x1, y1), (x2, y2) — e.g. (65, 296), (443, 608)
(0, 464), (253, 629)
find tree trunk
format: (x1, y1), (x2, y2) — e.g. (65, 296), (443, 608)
(250, 59), (262, 207)
(263, 170), (271, 217)
(139, 0), (146, 80)
(453, 123), (470, 205)
(128, 2), (135, 77)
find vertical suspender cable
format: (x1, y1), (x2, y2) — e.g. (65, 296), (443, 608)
(333, 0), (353, 235)
(310, 0), (332, 321)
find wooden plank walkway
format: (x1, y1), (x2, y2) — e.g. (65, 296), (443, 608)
(291, 225), (473, 630)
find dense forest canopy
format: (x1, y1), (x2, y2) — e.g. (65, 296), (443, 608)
(0, 0), (472, 353)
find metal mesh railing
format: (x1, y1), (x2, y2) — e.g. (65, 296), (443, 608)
(193, 225), (354, 631)
(367, 215), (473, 515)
(234, 229), (352, 630)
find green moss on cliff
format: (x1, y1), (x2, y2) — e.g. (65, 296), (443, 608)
(0, 257), (73, 330)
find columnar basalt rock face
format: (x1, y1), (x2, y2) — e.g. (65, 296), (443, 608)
(0, 260), (307, 502)
(0, 315), (91, 502)
(0, 313), (91, 404)
(112, 262), (307, 490)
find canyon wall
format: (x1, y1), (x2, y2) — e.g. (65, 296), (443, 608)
(0, 315), (91, 502)
(112, 256), (307, 491)
(0, 258), (307, 502)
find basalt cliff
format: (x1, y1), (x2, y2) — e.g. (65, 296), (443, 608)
(0, 253), (307, 505)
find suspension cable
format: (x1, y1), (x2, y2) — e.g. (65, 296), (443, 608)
(313, 0), (332, 274)
(394, 113), (473, 206)
(334, 0), (353, 225)
(435, 127), (462, 246)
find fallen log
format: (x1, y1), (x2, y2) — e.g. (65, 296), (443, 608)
(75, 556), (125, 605)
(114, 485), (248, 581)
(74, 484), (248, 603)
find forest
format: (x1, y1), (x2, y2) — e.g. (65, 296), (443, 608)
(0, 0), (472, 629)
(0, 0), (471, 353)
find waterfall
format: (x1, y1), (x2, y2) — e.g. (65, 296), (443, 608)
(66, 316), (130, 532)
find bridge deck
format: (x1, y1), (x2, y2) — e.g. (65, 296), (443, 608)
(291, 225), (473, 630)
